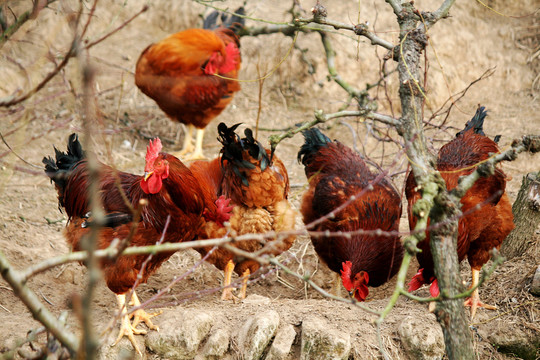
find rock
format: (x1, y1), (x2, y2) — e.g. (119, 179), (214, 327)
(266, 324), (297, 360)
(300, 317), (350, 360)
(531, 265), (540, 296)
(487, 323), (538, 360)
(98, 326), (145, 360)
(146, 309), (213, 359)
(196, 327), (230, 360)
(398, 315), (444, 360)
(242, 294), (271, 305)
(98, 340), (140, 360)
(237, 310), (280, 360)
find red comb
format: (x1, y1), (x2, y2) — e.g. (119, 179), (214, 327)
(429, 279), (440, 298)
(340, 261), (353, 291)
(408, 268), (425, 293)
(145, 138), (162, 165)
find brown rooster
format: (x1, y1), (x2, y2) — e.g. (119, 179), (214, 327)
(406, 106), (514, 318)
(43, 134), (210, 354)
(298, 128), (403, 301)
(135, 8), (244, 160)
(190, 123), (296, 300)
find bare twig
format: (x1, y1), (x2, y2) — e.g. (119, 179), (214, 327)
(0, 251), (79, 354)
(0, 5), (147, 108)
(0, 0), (58, 50)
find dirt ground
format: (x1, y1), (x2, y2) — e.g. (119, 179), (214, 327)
(0, 0), (539, 359)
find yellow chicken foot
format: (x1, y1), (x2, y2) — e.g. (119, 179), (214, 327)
(182, 128), (206, 160)
(221, 260), (237, 301)
(238, 269), (251, 300)
(174, 124), (195, 157)
(129, 291), (161, 331)
(464, 268), (497, 319)
(112, 294), (145, 355)
(332, 271), (342, 298)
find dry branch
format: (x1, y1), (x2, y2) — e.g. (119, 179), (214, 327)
(0, 251), (79, 354)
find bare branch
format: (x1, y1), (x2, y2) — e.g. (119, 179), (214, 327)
(384, 0), (403, 18)
(0, 251), (79, 354)
(0, 0), (58, 50)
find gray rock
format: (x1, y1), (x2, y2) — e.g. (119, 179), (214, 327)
(398, 315), (444, 360)
(487, 323), (538, 360)
(146, 309), (213, 359)
(99, 340), (140, 360)
(243, 294), (272, 305)
(300, 317), (350, 360)
(196, 327), (230, 360)
(98, 325), (146, 360)
(237, 310), (280, 360)
(531, 265), (540, 296)
(265, 324), (297, 360)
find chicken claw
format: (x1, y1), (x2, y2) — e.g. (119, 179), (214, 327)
(113, 294), (145, 355)
(464, 269), (496, 319)
(129, 291), (162, 331)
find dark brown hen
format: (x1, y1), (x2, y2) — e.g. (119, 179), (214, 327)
(298, 128), (403, 301)
(406, 106), (514, 318)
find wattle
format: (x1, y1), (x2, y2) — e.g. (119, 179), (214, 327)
(141, 176), (162, 194)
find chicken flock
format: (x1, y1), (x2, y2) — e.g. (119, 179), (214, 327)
(39, 7), (515, 356)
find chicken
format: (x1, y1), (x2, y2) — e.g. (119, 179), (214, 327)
(135, 8), (245, 160)
(190, 123), (296, 300)
(406, 106), (514, 318)
(43, 134), (208, 354)
(298, 128), (403, 301)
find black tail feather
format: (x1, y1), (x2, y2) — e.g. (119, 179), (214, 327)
(43, 133), (85, 207)
(297, 128), (332, 166)
(217, 122), (269, 186)
(456, 106), (487, 137)
(203, 6), (245, 34)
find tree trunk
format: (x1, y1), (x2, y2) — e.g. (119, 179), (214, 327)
(394, 2), (475, 358)
(500, 172), (540, 259)
(430, 196), (475, 359)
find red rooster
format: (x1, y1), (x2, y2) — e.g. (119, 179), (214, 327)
(135, 8), (244, 160)
(190, 123), (296, 300)
(298, 128), (403, 301)
(406, 106), (514, 318)
(43, 134), (208, 354)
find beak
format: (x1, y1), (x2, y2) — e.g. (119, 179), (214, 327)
(143, 171), (153, 181)
(348, 289), (356, 300)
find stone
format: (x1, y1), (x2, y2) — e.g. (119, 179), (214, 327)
(242, 294), (271, 305)
(237, 310), (280, 360)
(196, 327), (230, 360)
(530, 265), (540, 296)
(300, 317), (351, 360)
(487, 323), (538, 360)
(398, 315), (444, 360)
(266, 324), (297, 360)
(146, 309), (213, 359)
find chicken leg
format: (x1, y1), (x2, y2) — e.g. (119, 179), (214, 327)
(221, 260), (237, 301)
(129, 291), (162, 331)
(238, 269), (250, 300)
(175, 124), (195, 157)
(332, 271), (342, 298)
(184, 128), (206, 160)
(112, 294), (145, 355)
(464, 268), (497, 319)
(175, 125), (206, 161)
